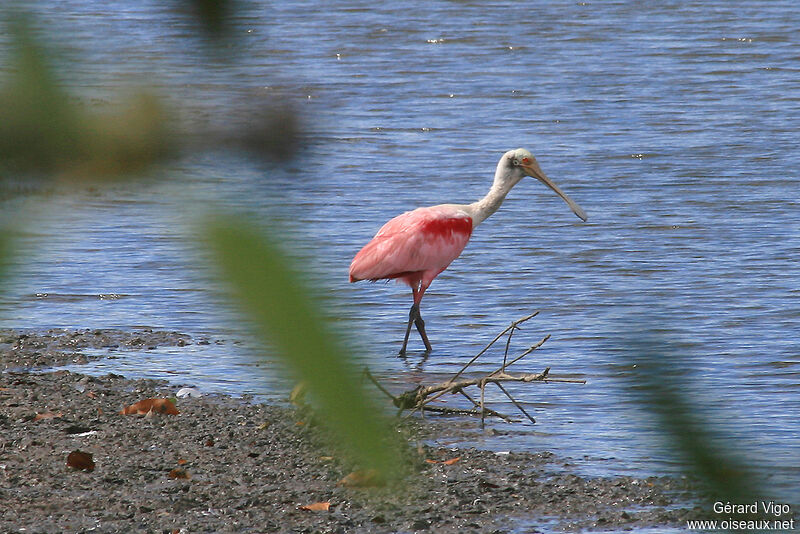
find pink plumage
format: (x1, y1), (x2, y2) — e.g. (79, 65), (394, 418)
(349, 205), (473, 300)
(349, 148), (586, 354)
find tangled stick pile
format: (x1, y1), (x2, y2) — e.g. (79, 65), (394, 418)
(366, 312), (585, 426)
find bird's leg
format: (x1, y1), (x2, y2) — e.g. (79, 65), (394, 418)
(400, 282), (430, 355)
(410, 282), (432, 353)
(399, 282), (432, 355)
(414, 308), (432, 352)
(399, 303), (418, 355)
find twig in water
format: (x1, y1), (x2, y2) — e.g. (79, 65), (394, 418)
(364, 312), (585, 426)
(448, 311), (539, 385)
(417, 312), (541, 413)
(494, 381), (536, 425)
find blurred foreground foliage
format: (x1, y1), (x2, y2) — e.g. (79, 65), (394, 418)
(0, 12), (172, 181)
(0, 1), (783, 498)
(0, 5), (400, 481)
(624, 341), (767, 509)
(178, 0), (239, 39)
(206, 217), (402, 476)
(0, 233), (10, 295)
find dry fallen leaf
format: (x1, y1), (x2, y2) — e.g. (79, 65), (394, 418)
(85, 391), (97, 399)
(299, 501), (331, 512)
(66, 450), (95, 472)
(425, 456), (461, 465)
(177, 458), (188, 466)
(120, 398), (179, 415)
(168, 468), (191, 480)
(34, 411), (63, 421)
(336, 469), (383, 488)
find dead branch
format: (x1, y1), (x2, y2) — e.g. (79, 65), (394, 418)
(405, 368), (551, 402)
(364, 312), (586, 426)
(418, 404), (516, 422)
(446, 311), (539, 386)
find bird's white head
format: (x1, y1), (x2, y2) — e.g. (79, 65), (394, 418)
(499, 148), (588, 222)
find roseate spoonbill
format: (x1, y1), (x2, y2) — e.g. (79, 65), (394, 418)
(349, 148), (587, 354)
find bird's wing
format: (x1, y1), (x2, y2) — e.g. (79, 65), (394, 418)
(350, 207), (473, 282)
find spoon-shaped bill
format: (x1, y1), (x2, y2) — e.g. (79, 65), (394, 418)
(523, 164), (588, 222)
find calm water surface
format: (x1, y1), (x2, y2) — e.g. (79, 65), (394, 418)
(2, 0), (799, 512)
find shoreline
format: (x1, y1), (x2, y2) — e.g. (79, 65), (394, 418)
(1, 329), (699, 532)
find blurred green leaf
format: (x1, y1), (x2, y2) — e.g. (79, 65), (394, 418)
(624, 340), (764, 505)
(82, 93), (173, 178)
(205, 215), (403, 479)
(0, 11), (85, 175)
(0, 11), (173, 181)
(179, 0), (237, 38)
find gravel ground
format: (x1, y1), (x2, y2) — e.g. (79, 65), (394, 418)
(0, 329), (701, 533)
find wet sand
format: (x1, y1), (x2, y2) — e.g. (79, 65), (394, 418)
(1, 329), (700, 532)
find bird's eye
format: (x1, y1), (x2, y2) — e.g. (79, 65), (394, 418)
(512, 158), (520, 166)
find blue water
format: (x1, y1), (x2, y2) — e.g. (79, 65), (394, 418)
(2, 0), (799, 517)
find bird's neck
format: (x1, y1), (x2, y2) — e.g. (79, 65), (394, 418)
(468, 175), (521, 227)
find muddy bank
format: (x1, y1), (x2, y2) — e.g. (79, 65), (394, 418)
(0, 328), (194, 369)
(0, 329), (701, 533)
